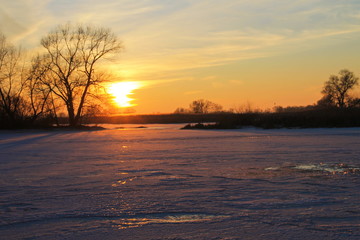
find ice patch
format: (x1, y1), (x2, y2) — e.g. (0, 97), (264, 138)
(264, 167), (280, 171)
(112, 176), (138, 186)
(113, 213), (227, 229)
(265, 163), (360, 175)
(293, 163), (360, 174)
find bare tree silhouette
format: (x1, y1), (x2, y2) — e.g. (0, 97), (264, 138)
(40, 23), (123, 127)
(25, 55), (54, 122)
(0, 33), (28, 126)
(321, 69), (359, 108)
(189, 99), (223, 114)
(0, 34), (54, 128)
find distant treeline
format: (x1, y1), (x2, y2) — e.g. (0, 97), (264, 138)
(184, 108), (360, 129)
(88, 113), (231, 125)
(2, 107), (360, 130)
(87, 107), (360, 129)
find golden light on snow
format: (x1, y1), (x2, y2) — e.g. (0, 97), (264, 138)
(108, 81), (141, 108)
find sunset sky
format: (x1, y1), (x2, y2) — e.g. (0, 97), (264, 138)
(1, 0), (360, 113)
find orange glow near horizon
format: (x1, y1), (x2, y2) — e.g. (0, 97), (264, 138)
(108, 81), (141, 108)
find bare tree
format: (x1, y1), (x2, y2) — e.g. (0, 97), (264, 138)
(0, 33), (28, 126)
(40, 23), (123, 126)
(26, 55), (54, 122)
(174, 107), (189, 114)
(189, 99), (223, 114)
(231, 101), (260, 113)
(0, 33), (55, 128)
(321, 69), (359, 108)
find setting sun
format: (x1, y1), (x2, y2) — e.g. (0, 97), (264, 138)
(108, 81), (141, 108)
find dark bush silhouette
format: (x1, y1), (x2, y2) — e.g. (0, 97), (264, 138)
(178, 108), (360, 130)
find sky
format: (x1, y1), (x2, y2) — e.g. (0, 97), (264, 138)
(1, 0), (360, 113)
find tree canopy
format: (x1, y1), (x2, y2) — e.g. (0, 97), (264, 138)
(40, 23), (123, 126)
(0, 24), (123, 128)
(321, 69), (359, 108)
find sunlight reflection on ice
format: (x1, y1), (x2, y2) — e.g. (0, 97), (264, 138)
(112, 176), (137, 186)
(294, 163), (360, 174)
(112, 213), (227, 229)
(265, 163), (360, 175)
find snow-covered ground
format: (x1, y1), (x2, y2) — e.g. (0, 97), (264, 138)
(0, 125), (360, 239)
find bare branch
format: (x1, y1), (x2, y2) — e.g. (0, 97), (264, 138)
(39, 23), (122, 126)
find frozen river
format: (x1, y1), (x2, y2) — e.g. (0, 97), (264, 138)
(0, 125), (360, 239)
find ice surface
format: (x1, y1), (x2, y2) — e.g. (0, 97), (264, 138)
(0, 125), (360, 239)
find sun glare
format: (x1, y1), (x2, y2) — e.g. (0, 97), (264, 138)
(108, 81), (141, 108)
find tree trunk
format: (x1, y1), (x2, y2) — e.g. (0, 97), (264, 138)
(67, 104), (77, 127)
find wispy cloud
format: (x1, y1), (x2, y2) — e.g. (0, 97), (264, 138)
(112, 0), (360, 83)
(0, 0), (51, 45)
(2, 0), (360, 86)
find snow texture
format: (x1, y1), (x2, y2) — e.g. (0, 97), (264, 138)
(0, 125), (360, 239)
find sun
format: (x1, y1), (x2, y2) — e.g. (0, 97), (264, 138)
(108, 81), (141, 108)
